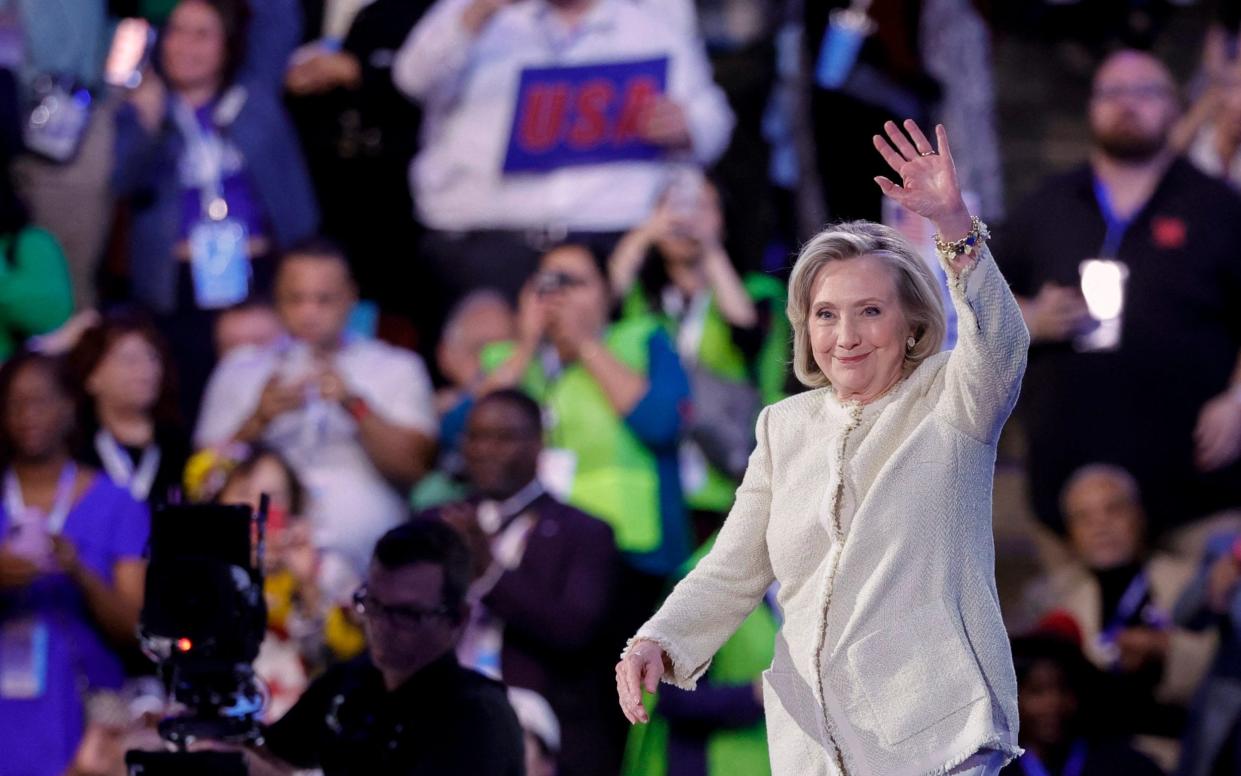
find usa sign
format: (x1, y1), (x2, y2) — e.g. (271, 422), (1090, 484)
(502, 57), (669, 173)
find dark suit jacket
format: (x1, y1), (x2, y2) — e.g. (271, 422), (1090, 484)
(422, 493), (624, 776)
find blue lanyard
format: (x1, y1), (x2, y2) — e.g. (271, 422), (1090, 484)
(1100, 569), (1155, 645)
(1092, 176), (1133, 258)
(1019, 741), (1088, 776)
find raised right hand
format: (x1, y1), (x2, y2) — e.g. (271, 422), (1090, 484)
(128, 69), (167, 134)
(462, 0), (510, 34)
(615, 640), (667, 724)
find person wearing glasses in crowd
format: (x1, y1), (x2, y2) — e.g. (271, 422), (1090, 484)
(238, 518), (524, 776)
(992, 49), (1241, 540)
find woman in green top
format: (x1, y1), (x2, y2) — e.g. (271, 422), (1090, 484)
(608, 173), (789, 516)
(0, 144), (73, 360)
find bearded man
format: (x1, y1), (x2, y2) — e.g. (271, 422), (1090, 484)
(993, 49), (1241, 538)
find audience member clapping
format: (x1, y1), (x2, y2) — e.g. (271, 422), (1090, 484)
(0, 353), (148, 776)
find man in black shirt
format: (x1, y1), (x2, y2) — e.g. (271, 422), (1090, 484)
(247, 519), (526, 775)
(994, 50), (1241, 536)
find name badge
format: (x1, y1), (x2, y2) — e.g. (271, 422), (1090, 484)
(0, 617), (49, 699)
(538, 448), (577, 502)
(189, 206), (250, 309)
(1074, 258), (1128, 353)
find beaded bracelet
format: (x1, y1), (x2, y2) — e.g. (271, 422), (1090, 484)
(933, 216), (990, 263)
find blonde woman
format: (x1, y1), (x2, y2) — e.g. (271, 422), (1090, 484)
(616, 120), (1030, 776)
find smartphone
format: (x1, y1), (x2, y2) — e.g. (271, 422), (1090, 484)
(104, 18), (155, 90)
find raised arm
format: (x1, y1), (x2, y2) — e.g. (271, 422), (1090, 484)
(617, 406), (776, 722)
(392, 0), (495, 106)
(873, 120), (1030, 444)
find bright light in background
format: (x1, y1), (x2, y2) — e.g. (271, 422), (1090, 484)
(175, 638), (193, 653)
(1080, 259), (1128, 320)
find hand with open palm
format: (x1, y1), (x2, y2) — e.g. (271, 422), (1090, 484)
(872, 120), (974, 245)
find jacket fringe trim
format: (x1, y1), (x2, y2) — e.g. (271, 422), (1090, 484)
(622, 633), (707, 691)
(925, 738), (1024, 776)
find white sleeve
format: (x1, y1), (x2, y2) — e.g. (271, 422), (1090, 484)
(668, 31), (734, 165)
(935, 246), (1031, 446)
(354, 349), (439, 437)
(391, 0), (478, 104)
(626, 406), (776, 689)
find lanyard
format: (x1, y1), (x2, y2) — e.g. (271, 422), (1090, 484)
(1019, 741), (1088, 776)
(1098, 568), (1166, 647)
(4, 462), (77, 535)
(171, 86), (246, 221)
(94, 429), (160, 502)
(477, 480), (546, 535)
(1092, 175), (1135, 258)
(664, 287), (713, 366)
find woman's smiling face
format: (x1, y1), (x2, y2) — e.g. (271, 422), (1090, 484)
(808, 255), (913, 403)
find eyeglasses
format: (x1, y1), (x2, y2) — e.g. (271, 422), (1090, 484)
(1091, 84), (1175, 102)
(351, 586), (452, 629)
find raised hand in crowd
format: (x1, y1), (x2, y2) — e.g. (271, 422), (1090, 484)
(640, 98), (692, 150)
(1194, 388), (1241, 472)
(285, 45), (362, 95)
(128, 69), (168, 135)
(1206, 545), (1241, 614)
(462, 0), (514, 34)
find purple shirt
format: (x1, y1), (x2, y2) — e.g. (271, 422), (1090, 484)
(0, 474), (149, 776)
(176, 102), (268, 242)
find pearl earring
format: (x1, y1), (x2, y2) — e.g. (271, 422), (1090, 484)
(906, 336), (916, 349)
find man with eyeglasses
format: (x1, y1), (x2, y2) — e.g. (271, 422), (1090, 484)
(993, 49), (1241, 544)
(242, 519), (526, 775)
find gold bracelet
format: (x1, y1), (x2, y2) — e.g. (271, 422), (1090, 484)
(933, 216), (990, 263)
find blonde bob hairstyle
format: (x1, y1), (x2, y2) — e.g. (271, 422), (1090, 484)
(787, 220), (947, 389)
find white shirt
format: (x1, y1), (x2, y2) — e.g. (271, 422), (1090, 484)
(393, 0), (734, 231)
(195, 336), (437, 572)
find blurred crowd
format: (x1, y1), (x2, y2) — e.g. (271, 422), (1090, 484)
(0, 0), (1240, 775)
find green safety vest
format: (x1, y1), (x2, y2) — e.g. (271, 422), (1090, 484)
(621, 535), (776, 776)
(480, 317), (666, 555)
(622, 273), (790, 513)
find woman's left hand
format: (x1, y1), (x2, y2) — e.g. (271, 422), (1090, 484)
(873, 120), (971, 238)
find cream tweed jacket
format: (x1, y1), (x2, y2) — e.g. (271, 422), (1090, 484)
(628, 247), (1030, 776)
